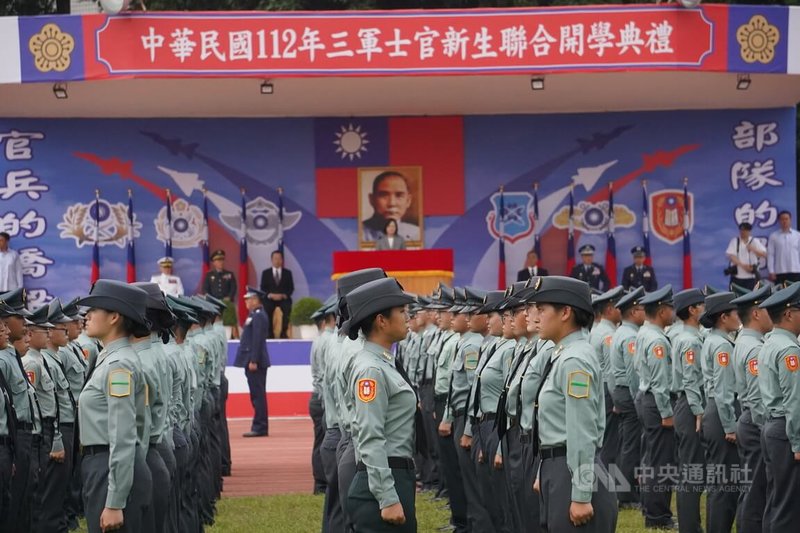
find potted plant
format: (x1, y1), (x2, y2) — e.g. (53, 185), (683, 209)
(290, 297), (323, 339)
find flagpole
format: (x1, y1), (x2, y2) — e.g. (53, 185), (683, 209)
(238, 188), (248, 327)
(497, 185), (506, 290)
(127, 189), (136, 283)
(683, 177), (693, 289)
(90, 189), (100, 285)
(201, 188), (210, 280)
(165, 188), (173, 258)
(533, 182), (541, 265)
(277, 186), (285, 255)
(642, 180), (652, 266)
(606, 182), (617, 286)
(566, 184), (575, 275)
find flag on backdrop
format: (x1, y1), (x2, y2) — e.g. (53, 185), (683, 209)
(165, 189), (173, 258)
(201, 189), (210, 280)
(90, 190), (100, 285)
(642, 180), (652, 266)
(566, 186), (576, 274)
(683, 178), (693, 289)
(605, 183), (617, 286)
(126, 189), (136, 283)
(277, 187), (285, 255)
(497, 187), (506, 290)
(238, 189), (249, 324)
(533, 183), (542, 264)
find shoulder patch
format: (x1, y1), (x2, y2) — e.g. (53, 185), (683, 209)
(357, 378), (377, 403)
(654, 345), (665, 360)
(82, 348), (90, 360)
(717, 352), (730, 367)
(785, 355), (799, 372)
(685, 350), (695, 365)
(108, 369), (132, 398)
(748, 359), (759, 376)
(26, 370), (35, 385)
(627, 341), (635, 355)
(567, 370), (591, 399)
(464, 350), (479, 370)
(604, 336), (612, 347)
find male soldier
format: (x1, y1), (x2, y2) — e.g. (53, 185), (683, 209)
(635, 285), (677, 529)
(202, 250), (238, 335)
(150, 257), (185, 297)
(700, 292), (743, 532)
(609, 287), (645, 509)
(234, 287), (270, 437)
(622, 246), (658, 292)
(670, 288), (706, 533)
(757, 282), (800, 530)
(570, 244), (610, 291)
(731, 285), (772, 533)
(589, 286), (623, 467)
(309, 298), (335, 495)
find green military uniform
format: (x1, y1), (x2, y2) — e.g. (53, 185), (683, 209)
(589, 289), (620, 469)
(669, 289), (706, 532)
(635, 285), (675, 528)
(0, 372), (12, 526)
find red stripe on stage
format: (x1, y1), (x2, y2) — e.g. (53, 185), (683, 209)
(227, 391), (311, 418)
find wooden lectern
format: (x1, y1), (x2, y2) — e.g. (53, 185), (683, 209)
(332, 249), (454, 295)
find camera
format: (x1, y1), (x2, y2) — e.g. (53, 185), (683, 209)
(724, 265), (737, 277)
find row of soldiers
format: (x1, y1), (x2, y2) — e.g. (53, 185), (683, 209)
(0, 281), (232, 533)
(311, 270), (800, 532)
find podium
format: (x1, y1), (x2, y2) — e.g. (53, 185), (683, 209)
(332, 249), (454, 295)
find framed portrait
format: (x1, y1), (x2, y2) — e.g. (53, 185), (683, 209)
(358, 166), (424, 250)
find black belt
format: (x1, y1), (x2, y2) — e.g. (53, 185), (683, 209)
(452, 408), (465, 418)
(81, 445), (109, 456)
(0, 436), (12, 446)
(540, 446), (567, 460)
(480, 413), (496, 423)
(768, 415), (786, 421)
(357, 457), (414, 471)
(18, 422), (34, 431)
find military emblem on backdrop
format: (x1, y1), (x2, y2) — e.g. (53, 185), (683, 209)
(219, 196), (301, 246)
(59, 199), (141, 247)
(486, 191), (535, 244)
(154, 197), (206, 248)
(649, 189), (694, 244)
(552, 200), (636, 233)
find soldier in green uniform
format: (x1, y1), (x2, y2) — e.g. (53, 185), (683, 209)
(635, 285), (676, 529)
(413, 296), (442, 496)
(202, 250), (238, 333)
(76, 280), (153, 533)
(730, 285), (772, 533)
(309, 297), (335, 495)
(343, 277), (416, 532)
(0, 317), (13, 528)
(608, 286), (644, 509)
(670, 288), (706, 533)
(757, 282), (800, 531)
(530, 276), (617, 532)
(589, 286), (623, 467)
(699, 292), (742, 532)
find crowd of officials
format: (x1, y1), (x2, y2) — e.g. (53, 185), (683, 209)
(309, 266), (800, 533)
(0, 282), (232, 533)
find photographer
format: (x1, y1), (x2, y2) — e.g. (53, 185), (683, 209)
(725, 222), (766, 290)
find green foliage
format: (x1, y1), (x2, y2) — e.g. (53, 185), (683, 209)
(290, 296), (322, 326)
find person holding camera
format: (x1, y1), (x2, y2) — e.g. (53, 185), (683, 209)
(726, 222), (766, 290)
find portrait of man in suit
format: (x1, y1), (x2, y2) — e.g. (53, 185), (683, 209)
(358, 167), (423, 249)
(259, 250), (294, 339)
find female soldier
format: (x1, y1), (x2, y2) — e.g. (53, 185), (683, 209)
(344, 277), (416, 532)
(530, 276), (617, 532)
(77, 280), (152, 533)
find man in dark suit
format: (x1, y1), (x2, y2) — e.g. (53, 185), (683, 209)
(570, 244), (610, 291)
(622, 246), (658, 291)
(234, 287), (271, 437)
(259, 250), (294, 339)
(516, 250), (549, 281)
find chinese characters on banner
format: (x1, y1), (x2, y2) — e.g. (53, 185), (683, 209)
(0, 130), (54, 306)
(730, 119), (782, 229)
(88, 8), (720, 76)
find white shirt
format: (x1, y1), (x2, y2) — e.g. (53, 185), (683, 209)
(150, 273), (184, 297)
(387, 237), (395, 249)
(726, 236), (766, 279)
(0, 249), (23, 292)
(273, 268), (282, 282)
(767, 228), (800, 275)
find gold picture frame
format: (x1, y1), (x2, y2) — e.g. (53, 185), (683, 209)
(357, 166), (424, 250)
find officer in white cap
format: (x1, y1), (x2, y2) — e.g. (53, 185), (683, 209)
(150, 257), (184, 297)
(570, 245), (610, 291)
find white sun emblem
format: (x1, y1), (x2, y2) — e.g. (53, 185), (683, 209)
(334, 123), (369, 161)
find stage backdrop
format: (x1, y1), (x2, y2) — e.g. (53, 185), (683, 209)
(0, 108), (795, 310)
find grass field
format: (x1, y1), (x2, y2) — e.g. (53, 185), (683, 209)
(75, 492), (703, 532)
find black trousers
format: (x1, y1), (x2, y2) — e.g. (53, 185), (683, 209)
(265, 300), (291, 339)
(639, 392), (675, 527)
(321, 427), (343, 533)
(434, 396), (467, 533)
(600, 384), (620, 469)
(674, 395), (704, 533)
(418, 382), (439, 491)
(502, 425), (525, 533)
(82, 449), (152, 533)
(144, 444), (171, 533)
(336, 431), (357, 531)
(762, 417), (800, 533)
(539, 455), (618, 532)
(611, 386), (642, 505)
(453, 416), (492, 532)
(702, 398), (741, 533)
(775, 273), (800, 285)
(731, 277), (757, 290)
(736, 410), (767, 533)
(245, 366), (269, 434)
(0, 443), (12, 528)
(475, 418), (512, 533)
(309, 393), (327, 492)
(220, 373), (232, 475)
(347, 468), (417, 533)
(38, 424), (74, 533)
